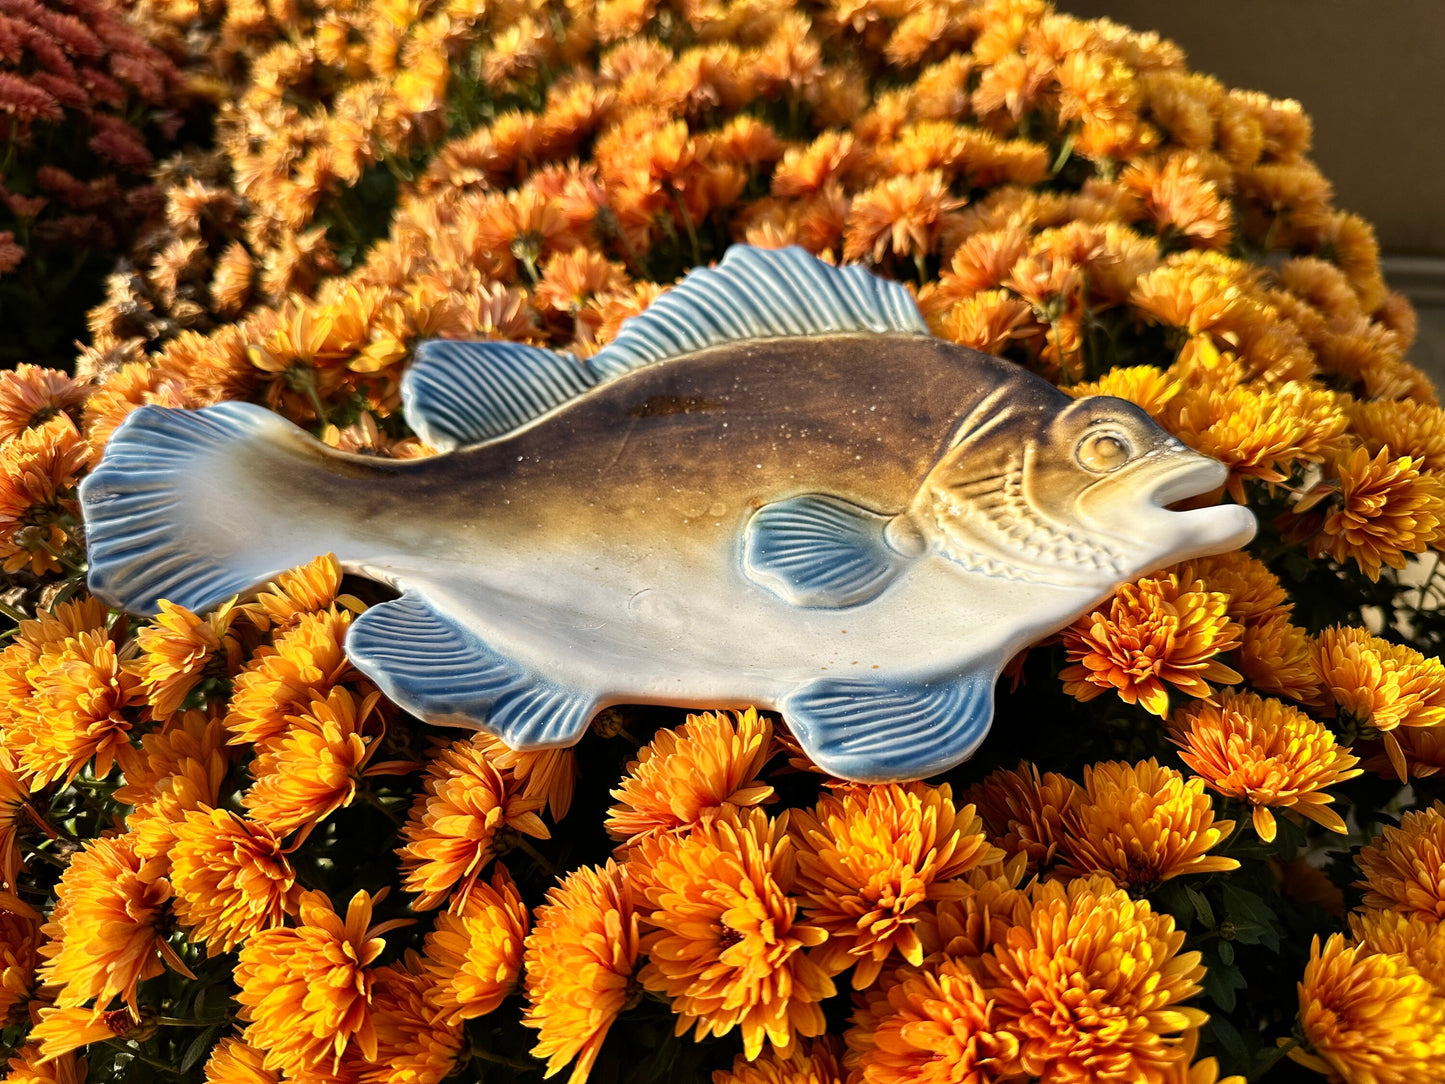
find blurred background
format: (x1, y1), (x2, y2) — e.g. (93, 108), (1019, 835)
(1059, 0), (1445, 388)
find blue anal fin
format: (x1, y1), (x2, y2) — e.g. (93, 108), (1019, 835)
(781, 670), (996, 782)
(401, 339), (599, 452)
(345, 594), (595, 749)
(744, 494), (903, 608)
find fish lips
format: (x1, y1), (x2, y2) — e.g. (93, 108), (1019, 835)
(1080, 448), (1257, 557)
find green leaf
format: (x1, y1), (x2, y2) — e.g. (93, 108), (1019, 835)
(180, 1025), (221, 1073)
(1202, 959), (1247, 1012)
(1218, 940), (1234, 966)
(1186, 885), (1216, 929)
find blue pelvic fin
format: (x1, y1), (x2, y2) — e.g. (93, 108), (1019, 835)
(781, 669), (997, 783)
(80, 402), (335, 616)
(346, 593), (597, 749)
(401, 340), (600, 451)
(587, 245), (929, 379)
(743, 494), (904, 608)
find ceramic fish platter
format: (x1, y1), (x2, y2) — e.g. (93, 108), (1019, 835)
(81, 246), (1256, 782)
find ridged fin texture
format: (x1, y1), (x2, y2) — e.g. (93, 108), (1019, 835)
(346, 593), (597, 748)
(743, 494), (902, 608)
(80, 402), (321, 616)
(589, 245), (929, 379)
(782, 670), (995, 783)
(401, 340), (600, 452)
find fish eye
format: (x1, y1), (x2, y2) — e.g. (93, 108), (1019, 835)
(1075, 430), (1133, 473)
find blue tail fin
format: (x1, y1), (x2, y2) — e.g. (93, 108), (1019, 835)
(81, 403), (344, 615)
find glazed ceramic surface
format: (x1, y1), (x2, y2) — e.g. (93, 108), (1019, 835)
(80, 245), (1257, 782)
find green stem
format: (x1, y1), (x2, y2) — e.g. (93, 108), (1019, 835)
(670, 187), (702, 267)
(0, 599), (29, 624)
(512, 835), (557, 878)
(155, 1015), (235, 1028)
(469, 1045), (541, 1071)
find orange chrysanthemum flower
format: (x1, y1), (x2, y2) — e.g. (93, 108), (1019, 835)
(397, 737), (549, 910)
(968, 761), (1084, 875)
(4, 1042), (86, 1084)
(225, 608), (356, 748)
(240, 553), (363, 631)
(1306, 446), (1444, 580)
(1350, 910), (1445, 996)
(1060, 575), (1244, 717)
(470, 732), (578, 821)
(1068, 365), (1181, 422)
(522, 860), (642, 1084)
(1290, 934), (1445, 1084)
(790, 783), (999, 989)
(1237, 613), (1324, 706)
(115, 708), (230, 845)
(0, 762), (29, 889)
(0, 909), (38, 1025)
(844, 957), (1021, 1084)
(201, 1037), (278, 1084)
(1356, 802), (1445, 921)
(128, 599), (239, 718)
(168, 808), (301, 954)
(713, 1037), (844, 1084)
(358, 959), (466, 1084)
(0, 416), (88, 576)
(1167, 550), (1289, 627)
(605, 708), (774, 845)
(982, 875), (1209, 1083)
(423, 865), (529, 1023)
(243, 688), (383, 835)
(37, 835), (180, 1010)
(1172, 692), (1360, 842)
(235, 889), (408, 1077)
(631, 808), (834, 1060)
(28, 1005), (141, 1063)
(843, 171), (964, 264)
(1312, 626), (1445, 779)
(1348, 398), (1445, 475)
(9, 628), (143, 788)
(0, 366), (87, 444)
(1062, 759), (1239, 888)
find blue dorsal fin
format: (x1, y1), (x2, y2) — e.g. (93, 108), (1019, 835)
(744, 494), (904, 608)
(346, 593), (596, 748)
(588, 245), (929, 379)
(782, 670), (997, 783)
(401, 340), (600, 451)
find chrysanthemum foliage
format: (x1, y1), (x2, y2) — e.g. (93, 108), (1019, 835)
(1, 0), (1444, 1081)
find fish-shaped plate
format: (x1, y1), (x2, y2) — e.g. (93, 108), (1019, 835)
(80, 246), (1256, 782)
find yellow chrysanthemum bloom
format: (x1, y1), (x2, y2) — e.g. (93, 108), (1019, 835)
(168, 807), (300, 954)
(844, 958), (1021, 1084)
(522, 860), (642, 1084)
(1306, 446), (1444, 581)
(127, 599), (239, 719)
(631, 808), (835, 1060)
(1350, 910), (1445, 996)
(1356, 802), (1445, 921)
(37, 835), (178, 1010)
(115, 709), (231, 839)
(5, 1042), (86, 1084)
(967, 761), (1083, 875)
(1061, 575), (1244, 717)
(471, 732), (578, 821)
(605, 708), (774, 845)
(1167, 550), (1288, 627)
(234, 889), (408, 1077)
(201, 1037), (277, 1084)
(422, 865), (529, 1023)
(224, 608), (356, 749)
(1312, 626), (1445, 779)
(1291, 934), (1445, 1084)
(1062, 758), (1239, 888)
(28, 1006), (140, 1063)
(1172, 692), (1360, 842)
(916, 859), (1032, 962)
(1068, 364), (1181, 422)
(397, 737), (549, 911)
(713, 1037), (844, 1084)
(981, 875), (1209, 1084)
(790, 783), (1000, 989)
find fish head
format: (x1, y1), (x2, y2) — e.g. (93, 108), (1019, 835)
(910, 392), (1256, 588)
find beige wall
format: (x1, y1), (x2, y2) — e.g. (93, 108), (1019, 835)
(1057, 0), (1445, 384)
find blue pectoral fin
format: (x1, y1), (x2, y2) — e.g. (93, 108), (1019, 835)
(743, 495), (903, 608)
(402, 340), (599, 451)
(781, 669), (997, 783)
(345, 594), (596, 749)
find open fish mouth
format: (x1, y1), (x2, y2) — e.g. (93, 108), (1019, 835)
(1128, 449), (1257, 553)
(1146, 452), (1228, 508)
